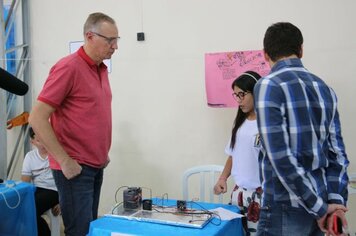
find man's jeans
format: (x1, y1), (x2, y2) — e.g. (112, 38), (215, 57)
(53, 165), (103, 236)
(256, 203), (324, 236)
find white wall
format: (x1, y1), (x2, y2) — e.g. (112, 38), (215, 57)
(28, 0), (356, 223)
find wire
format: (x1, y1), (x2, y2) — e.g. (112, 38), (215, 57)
(151, 194), (178, 210)
(110, 191), (222, 227)
(161, 193), (168, 200)
(0, 184), (21, 209)
(151, 200), (220, 226)
(111, 201), (123, 214)
(187, 200), (222, 226)
(208, 214), (222, 226)
(114, 186), (129, 203)
(161, 193), (169, 205)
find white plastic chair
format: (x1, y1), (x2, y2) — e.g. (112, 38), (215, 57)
(182, 165), (224, 203)
(349, 172), (356, 195)
(44, 209), (61, 236)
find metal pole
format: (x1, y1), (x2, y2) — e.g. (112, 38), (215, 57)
(0, 0), (8, 180)
(21, 0), (31, 155)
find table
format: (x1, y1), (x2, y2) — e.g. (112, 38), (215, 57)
(0, 181), (37, 236)
(87, 199), (243, 236)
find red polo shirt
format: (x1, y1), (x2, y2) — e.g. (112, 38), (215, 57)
(38, 47), (112, 169)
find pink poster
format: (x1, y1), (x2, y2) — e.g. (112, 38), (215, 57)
(205, 50), (270, 108)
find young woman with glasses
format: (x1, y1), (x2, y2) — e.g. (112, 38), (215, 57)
(214, 71), (262, 236)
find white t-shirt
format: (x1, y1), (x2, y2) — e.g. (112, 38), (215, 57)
(225, 119), (261, 190)
(22, 148), (57, 191)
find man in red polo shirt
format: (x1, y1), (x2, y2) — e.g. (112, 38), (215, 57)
(29, 12), (119, 236)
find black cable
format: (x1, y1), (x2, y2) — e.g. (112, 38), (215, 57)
(187, 200), (222, 226)
(151, 201), (219, 225)
(151, 193), (171, 208)
(136, 198), (222, 226)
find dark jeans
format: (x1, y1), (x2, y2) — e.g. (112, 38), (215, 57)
(35, 187), (59, 236)
(256, 203), (324, 236)
(52, 165), (103, 236)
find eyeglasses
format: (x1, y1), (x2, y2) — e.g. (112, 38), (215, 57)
(91, 32), (120, 45)
(232, 91), (250, 100)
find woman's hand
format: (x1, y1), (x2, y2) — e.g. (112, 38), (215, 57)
(51, 204), (61, 216)
(214, 179), (228, 195)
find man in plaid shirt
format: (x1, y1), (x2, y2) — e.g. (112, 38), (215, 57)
(254, 22), (349, 236)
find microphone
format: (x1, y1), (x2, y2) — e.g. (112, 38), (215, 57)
(0, 67), (29, 96)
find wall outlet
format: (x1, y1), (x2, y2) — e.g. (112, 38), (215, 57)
(137, 32), (145, 41)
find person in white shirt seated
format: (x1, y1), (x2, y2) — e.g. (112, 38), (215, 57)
(21, 127), (60, 236)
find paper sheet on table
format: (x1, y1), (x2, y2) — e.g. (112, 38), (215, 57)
(210, 207), (244, 220)
(111, 233), (136, 236)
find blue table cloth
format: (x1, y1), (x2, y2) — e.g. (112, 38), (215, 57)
(87, 199), (243, 236)
(0, 181), (37, 236)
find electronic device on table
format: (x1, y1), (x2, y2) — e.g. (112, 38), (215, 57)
(123, 187), (142, 209)
(106, 186), (213, 229)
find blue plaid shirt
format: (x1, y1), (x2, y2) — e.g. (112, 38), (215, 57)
(254, 58), (349, 219)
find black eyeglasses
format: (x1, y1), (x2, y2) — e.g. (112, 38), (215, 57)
(232, 91), (250, 100)
(91, 32), (120, 45)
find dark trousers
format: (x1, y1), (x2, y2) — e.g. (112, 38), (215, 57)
(256, 203), (323, 236)
(35, 187), (59, 236)
(53, 165), (103, 236)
